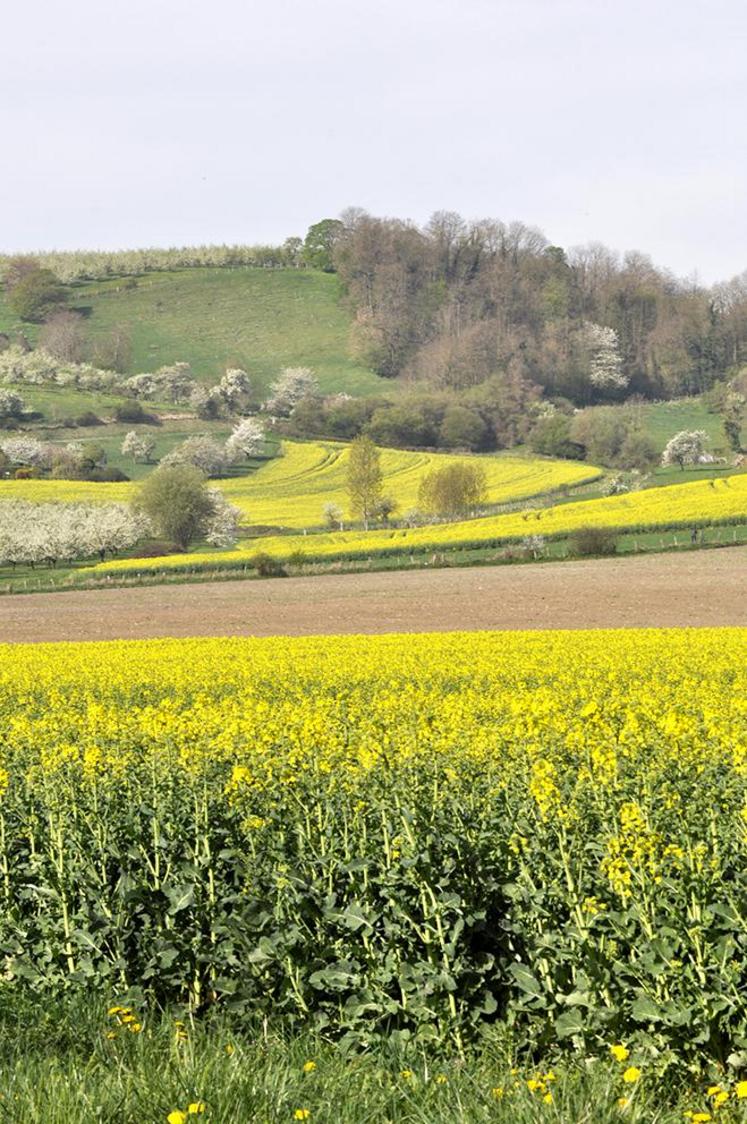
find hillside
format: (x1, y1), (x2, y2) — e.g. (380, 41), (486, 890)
(0, 267), (385, 397)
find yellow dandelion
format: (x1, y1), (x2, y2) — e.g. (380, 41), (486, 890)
(543, 1091), (553, 1104)
(187, 1105), (206, 1115)
(736, 1081), (747, 1099)
(435, 1074), (448, 1085)
(622, 1067), (641, 1084)
(492, 1086), (504, 1099)
(400, 1069), (413, 1080)
(294, 1112), (311, 1121)
(610, 1044), (630, 1063)
(303, 1061), (316, 1073)
(167, 1113), (187, 1124)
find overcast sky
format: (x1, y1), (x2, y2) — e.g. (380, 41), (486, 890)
(1, 0), (745, 283)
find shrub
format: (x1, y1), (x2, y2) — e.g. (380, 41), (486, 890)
(114, 402), (159, 425)
(252, 552), (287, 577)
(86, 466), (130, 482)
(75, 411), (104, 427)
(569, 526), (618, 557)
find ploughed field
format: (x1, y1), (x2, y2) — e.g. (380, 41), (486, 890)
(2, 547), (746, 642)
(1, 626), (746, 1074)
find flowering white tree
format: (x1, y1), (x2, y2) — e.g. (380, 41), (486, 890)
(160, 435), (230, 477)
(322, 501), (344, 530)
(77, 504), (149, 562)
(264, 367), (319, 416)
(661, 430), (709, 470)
(121, 430), (156, 464)
(225, 417), (265, 462)
(124, 363), (194, 404)
(217, 368), (253, 413)
(205, 491), (242, 548)
(583, 323), (627, 390)
(0, 389), (27, 420)
(0, 435), (50, 468)
(0, 501), (146, 567)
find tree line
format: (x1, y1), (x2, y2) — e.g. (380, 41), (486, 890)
(319, 209), (747, 404)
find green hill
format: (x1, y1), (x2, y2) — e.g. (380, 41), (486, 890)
(0, 267), (385, 398)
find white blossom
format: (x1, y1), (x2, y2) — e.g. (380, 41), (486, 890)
(225, 417), (265, 461)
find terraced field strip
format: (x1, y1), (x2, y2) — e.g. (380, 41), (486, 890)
(94, 468), (747, 574)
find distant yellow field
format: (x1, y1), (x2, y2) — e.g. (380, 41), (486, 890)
(216, 440), (600, 528)
(0, 439), (600, 530)
(94, 469), (747, 573)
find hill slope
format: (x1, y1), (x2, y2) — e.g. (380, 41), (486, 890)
(0, 267), (385, 397)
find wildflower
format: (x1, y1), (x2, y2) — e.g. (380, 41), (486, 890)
(167, 1113), (187, 1124)
(303, 1061), (316, 1073)
(225, 1044), (235, 1056)
(107, 1006), (123, 1016)
(736, 1081), (747, 1099)
(105, 1031), (117, 1040)
(527, 1078), (544, 1092)
(400, 1069), (413, 1080)
(622, 1067), (641, 1084)
(683, 1114), (712, 1123)
(610, 1044), (630, 1063)
(187, 1105), (206, 1115)
(294, 1112), (311, 1121)
(435, 1074), (448, 1085)
(129, 1022), (142, 1033)
(543, 1092), (553, 1104)
(617, 1098), (629, 1110)
(492, 1087), (504, 1099)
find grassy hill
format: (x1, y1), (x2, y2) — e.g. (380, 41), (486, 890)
(0, 267), (385, 397)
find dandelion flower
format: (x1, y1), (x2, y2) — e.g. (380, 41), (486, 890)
(610, 1044), (629, 1063)
(303, 1061), (316, 1073)
(622, 1067), (641, 1084)
(167, 1113), (187, 1124)
(294, 1112), (311, 1121)
(187, 1105), (206, 1115)
(736, 1081), (747, 1099)
(435, 1074), (448, 1085)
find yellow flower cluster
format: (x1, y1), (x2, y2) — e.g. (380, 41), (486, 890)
(1, 627), (745, 1056)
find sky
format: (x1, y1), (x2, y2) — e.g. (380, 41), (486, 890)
(1, 0), (746, 283)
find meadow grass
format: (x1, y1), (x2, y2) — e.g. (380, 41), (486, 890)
(0, 268), (384, 394)
(0, 998), (728, 1124)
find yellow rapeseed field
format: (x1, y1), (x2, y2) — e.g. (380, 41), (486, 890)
(0, 439), (600, 530)
(95, 468), (747, 573)
(1, 628), (746, 1057)
(215, 440), (600, 527)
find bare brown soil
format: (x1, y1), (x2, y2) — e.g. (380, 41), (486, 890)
(0, 548), (745, 643)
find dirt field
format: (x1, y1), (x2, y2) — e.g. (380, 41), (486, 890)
(0, 548), (745, 643)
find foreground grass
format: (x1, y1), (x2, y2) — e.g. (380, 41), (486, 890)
(0, 999), (741, 1124)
